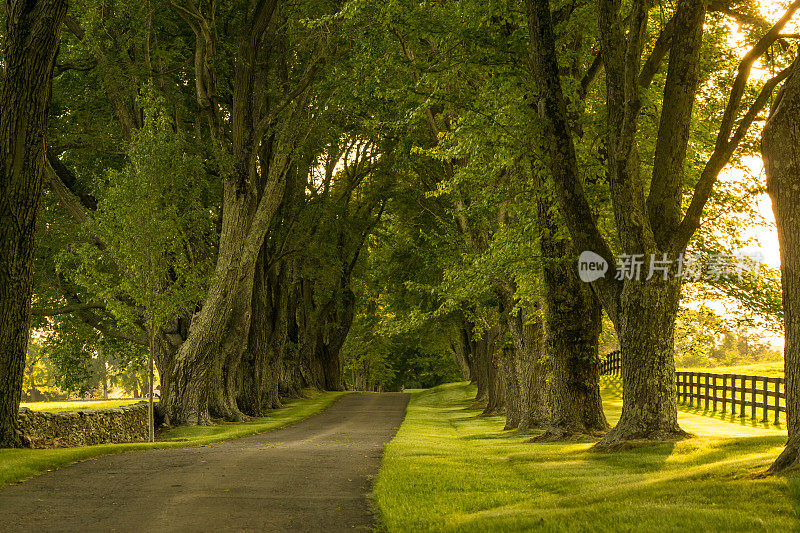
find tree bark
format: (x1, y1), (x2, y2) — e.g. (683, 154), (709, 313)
(763, 57), (800, 473)
(500, 293), (549, 431)
(537, 191), (608, 439)
(0, 0), (68, 448)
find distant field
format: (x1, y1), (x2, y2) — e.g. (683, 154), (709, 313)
(19, 400), (145, 413)
(677, 361), (784, 377)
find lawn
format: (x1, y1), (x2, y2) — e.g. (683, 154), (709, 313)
(375, 381), (797, 532)
(19, 399), (145, 413)
(1, 390), (347, 487)
(677, 362), (784, 377)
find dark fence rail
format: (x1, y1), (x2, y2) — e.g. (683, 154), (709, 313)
(600, 351), (785, 424)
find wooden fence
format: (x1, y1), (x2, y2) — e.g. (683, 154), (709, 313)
(600, 351), (786, 424)
(599, 350), (622, 377)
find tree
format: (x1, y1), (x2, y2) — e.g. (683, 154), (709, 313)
(763, 55), (800, 473)
(0, 0), (68, 447)
(525, 0), (800, 447)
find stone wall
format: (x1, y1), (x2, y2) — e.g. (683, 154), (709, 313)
(18, 402), (149, 448)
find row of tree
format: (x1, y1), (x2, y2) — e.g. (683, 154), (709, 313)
(1, 0), (800, 474)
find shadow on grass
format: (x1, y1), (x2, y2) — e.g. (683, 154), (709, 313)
(586, 440), (678, 471)
(677, 401), (784, 430)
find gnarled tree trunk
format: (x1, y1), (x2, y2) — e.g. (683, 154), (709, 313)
(0, 0), (68, 448)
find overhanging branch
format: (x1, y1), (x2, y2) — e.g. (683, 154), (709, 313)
(671, 1), (800, 251)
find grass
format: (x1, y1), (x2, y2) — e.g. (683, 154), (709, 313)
(1, 390), (346, 487)
(19, 399), (145, 413)
(677, 362), (784, 377)
(375, 381), (798, 532)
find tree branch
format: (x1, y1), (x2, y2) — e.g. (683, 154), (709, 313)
(526, 0), (622, 322)
(672, 0), (800, 251)
(646, 0), (706, 248)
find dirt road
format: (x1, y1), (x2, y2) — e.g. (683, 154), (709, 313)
(0, 392), (410, 532)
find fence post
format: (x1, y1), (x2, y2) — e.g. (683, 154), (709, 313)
(762, 377), (769, 423)
(740, 375), (746, 418)
(721, 374), (727, 414)
(751, 376), (756, 420)
(704, 374), (710, 410)
(776, 379), (782, 425)
(713, 374), (718, 412)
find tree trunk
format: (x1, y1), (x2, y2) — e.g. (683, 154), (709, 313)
(481, 323), (504, 416)
(0, 0), (68, 448)
(450, 325), (473, 382)
(595, 277), (685, 448)
(239, 250), (289, 416)
(319, 287), (355, 391)
(503, 297), (549, 431)
(466, 319), (490, 404)
(537, 194), (608, 439)
(541, 281), (607, 438)
(501, 340), (521, 430)
(763, 58), (800, 473)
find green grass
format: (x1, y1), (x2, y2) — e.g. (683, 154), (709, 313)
(677, 362), (784, 377)
(375, 382), (798, 532)
(1, 390), (346, 487)
(19, 399), (145, 413)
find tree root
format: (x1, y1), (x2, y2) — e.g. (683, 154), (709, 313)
(766, 439), (800, 475)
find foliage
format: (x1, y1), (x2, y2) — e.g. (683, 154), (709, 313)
(674, 306), (782, 368)
(83, 101), (216, 332)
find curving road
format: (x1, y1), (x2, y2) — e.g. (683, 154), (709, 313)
(0, 392), (410, 532)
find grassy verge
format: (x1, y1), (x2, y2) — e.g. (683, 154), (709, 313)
(375, 382), (797, 532)
(1, 390), (346, 487)
(19, 399), (145, 413)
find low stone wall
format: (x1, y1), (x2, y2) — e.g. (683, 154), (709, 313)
(18, 402), (149, 448)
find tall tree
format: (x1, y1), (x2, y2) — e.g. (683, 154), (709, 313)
(763, 55), (800, 473)
(0, 0), (68, 447)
